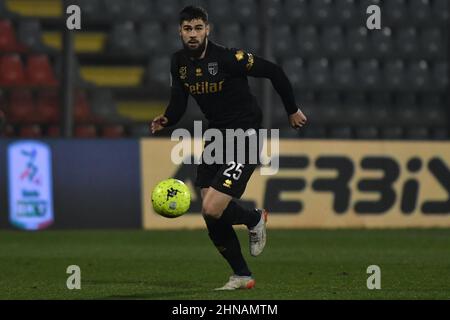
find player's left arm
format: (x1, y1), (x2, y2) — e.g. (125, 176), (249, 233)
(224, 50), (307, 129)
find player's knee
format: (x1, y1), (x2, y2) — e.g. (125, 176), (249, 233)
(202, 199), (222, 219)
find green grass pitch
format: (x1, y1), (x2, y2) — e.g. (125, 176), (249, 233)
(0, 229), (449, 300)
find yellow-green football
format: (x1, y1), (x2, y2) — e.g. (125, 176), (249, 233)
(151, 179), (191, 218)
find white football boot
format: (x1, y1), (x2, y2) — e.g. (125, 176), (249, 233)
(214, 275), (256, 290)
(249, 209), (268, 257)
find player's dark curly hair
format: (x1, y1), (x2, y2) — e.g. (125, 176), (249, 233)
(179, 5), (208, 25)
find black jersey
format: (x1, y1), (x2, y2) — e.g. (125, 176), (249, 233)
(163, 40), (299, 130)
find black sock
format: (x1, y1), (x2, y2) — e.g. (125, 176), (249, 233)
(220, 201), (261, 228)
(203, 215), (252, 277)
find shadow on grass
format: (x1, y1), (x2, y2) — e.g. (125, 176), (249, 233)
(87, 279), (205, 300)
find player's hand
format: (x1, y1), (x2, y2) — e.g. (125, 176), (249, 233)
(151, 115), (168, 134)
(289, 109), (307, 129)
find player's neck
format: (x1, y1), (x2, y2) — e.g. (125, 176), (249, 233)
(190, 38), (209, 61)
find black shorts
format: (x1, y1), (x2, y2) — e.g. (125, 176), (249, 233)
(194, 129), (263, 199)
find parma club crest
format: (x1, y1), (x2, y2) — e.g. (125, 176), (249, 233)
(208, 62), (218, 76)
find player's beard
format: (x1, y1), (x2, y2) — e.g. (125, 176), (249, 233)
(182, 37), (207, 59)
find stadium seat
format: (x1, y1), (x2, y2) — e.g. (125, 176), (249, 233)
(380, 126), (403, 140)
(310, 0), (334, 23)
(284, 0), (309, 23)
(54, 56), (95, 88)
(75, 124), (97, 138)
(303, 125), (327, 139)
(165, 24), (183, 53)
(335, 0), (357, 23)
(102, 124), (125, 138)
(384, 0), (407, 23)
(19, 124), (42, 137)
(71, 0), (104, 21)
(370, 27), (393, 57)
(405, 126), (429, 140)
(1, 124), (16, 137)
(266, 0), (283, 21)
(272, 25), (293, 59)
(409, 0), (432, 23)
(26, 54), (58, 86)
(147, 56), (171, 86)
(74, 91), (92, 122)
(369, 105), (391, 127)
(407, 60), (430, 89)
(103, 0), (129, 20)
(208, 2), (232, 23)
(347, 27), (369, 56)
(330, 126), (353, 139)
(421, 101), (447, 126)
(344, 104), (368, 126)
(127, 0), (153, 21)
(432, 0), (449, 23)
(0, 0), (18, 19)
(217, 23), (244, 51)
(108, 22), (140, 54)
(396, 27), (418, 56)
(383, 59), (406, 89)
(370, 91), (392, 107)
(421, 27), (443, 57)
(36, 90), (59, 123)
(0, 19), (26, 52)
(243, 26), (260, 53)
(154, 0), (179, 22)
(47, 124), (60, 137)
(234, 0), (258, 23)
(8, 89), (35, 123)
(296, 26), (320, 56)
(318, 91), (342, 123)
(139, 22), (164, 54)
(91, 90), (120, 121)
(321, 26), (345, 55)
(343, 93), (368, 125)
(179, 0), (208, 9)
(283, 58), (306, 89)
(395, 105), (421, 127)
(431, 127), (449, 140)
(332, 59), (355, 88)
(357, 59), (381, 88)
(432, 61), (448, 89)
(355, 126), (379, 139)
(130, 123), (150, 137)
(308, 58), (331, 87)
(0, 54), (27, 86)
(17, 19), (49, 53)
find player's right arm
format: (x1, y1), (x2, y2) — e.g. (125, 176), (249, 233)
(151, 54), (189, 134)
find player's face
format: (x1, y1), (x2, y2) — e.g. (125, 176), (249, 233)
(179, 19), (209, 51)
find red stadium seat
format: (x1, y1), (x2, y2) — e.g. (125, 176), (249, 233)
(74, 91), (92, 121)
(47, 124), (60, 137)
(0, 54), (27, 86)
(1, 124), (15, 137)
(19, 124), (42, 137)
(26, 54), (58, 86)
(36, 90), (59, 123)
(0, 20), (26, 52)
(102, 124), (125, 138)
(75, 124), (97, 138)
(9, 89), (35, 123)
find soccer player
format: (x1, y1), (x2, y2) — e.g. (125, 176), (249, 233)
(151, 6), (307, 290)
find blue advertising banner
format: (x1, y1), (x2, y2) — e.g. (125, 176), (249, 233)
(0, 139), (141, 230)
(8, 141), (54, 230)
